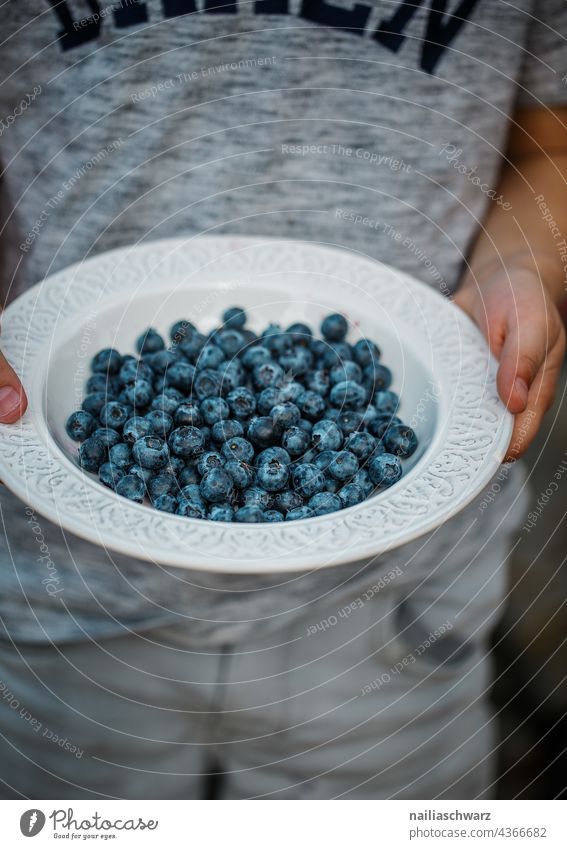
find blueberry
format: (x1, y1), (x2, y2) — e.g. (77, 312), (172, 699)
(343, 431), (377, 460)
(235, 505), (265, 523)
(308, 492), (342, 516)
(262, 323), (289, 355)
(209, 504), (235, 522)
(222, 306), (247, 330)
(351, 469), (374, 497)
(242, 487), (273, 510)
(256, 447), (292, 466)
(144, 349), (179, 374)
(285, 506), (315, 521)
(311, 419), (343, 452)
(193, 368), (223, 400)
(309, 338), (327, 359)
(328, 450), (359, 481)
(82, 391), (113, 418)
(119, 358), (153, 386)
(224, 459), (254, 490)
(286, 322), (312, 345)
(176, 500), (206, 519)
(151, 387), (184, 416)
(278, 346), (313, 377)
(121, 378), (153, 409)
(178, 464), (200, 487)
(197, 451), (224, 476)
(313, 449), (337, 472)
(241, 345), (272, 370)
(321, 341), (353, 369)
(200, 468), (233, 503)
(296, 390), (326, 421)
(363, 362), (392, 392)
(246, 416), (275, 448)
(86, 374), (113, 394)
(338, 483), (366, 507)
(179, 483), (206, 507)
(329, 380), (367, 410)
(65, 410), (96, 442)
(168, 426), (206, 459)
(353, 338), (380, 367)
(217, 329), (245, 358)
(292, 463), (326, 498)
(281, 426), (310, 458)
(252, 361), (284, 391)
(256, 459), (290, 492)
(263, 509), (284, 522)
(373, 390), (399, 415)
(170, 319), (196, 344)
(99, 401), (131, 430)
(321, 313), (348, 342)
(278, 380), (304, 404)
(221, 437), (255, 464)
(153, 493), (178, 513)
(332, 410), (364, 435)
(92, 427), (121, 450)
(178, 331), (207, 361)
(256, 387), (282, 416)
(227, 387), (256, 419)
(123, 416), (153, 444)
(132, 435), (169, 470)
(273, 489), (303, 514)
(211, 419), (244, 444)
(129, 464), (152, 483)
(174, 402), (203, 428)
(368, 453), (403, 487)
(330, 361), (362, 387)
(98, 461), (125, 489)
(136, 327), (165, 354)
(306, 369), (330, 397)
(200, 396), (230, 426)
(91, 348), (122, 375)
(383, 423), (418, 458)
(165, 361), (196, 393)
(144, 409), (173, 437)
(219, 360), (246, 393)
(368, 414), (401, 439)
(271, 400), (300, 432)
(197, 344), (225, 370)
(109, 442), (132, 469)
(147, 472), (177, 500)
(116, 473), (146, 502)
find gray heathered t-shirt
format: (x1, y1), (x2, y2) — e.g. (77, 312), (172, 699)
(0, 0), (565, 644)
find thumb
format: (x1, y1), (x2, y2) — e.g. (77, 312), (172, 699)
(0, 350), (27, 423)
(496, 317), (544, 415)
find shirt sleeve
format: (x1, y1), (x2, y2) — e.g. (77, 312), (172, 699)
(515, 0), (567, 107)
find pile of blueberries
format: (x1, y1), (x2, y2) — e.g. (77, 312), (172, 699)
(66, 308), (418, 522)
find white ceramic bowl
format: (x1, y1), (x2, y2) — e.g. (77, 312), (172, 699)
(0, 236), (511, 573)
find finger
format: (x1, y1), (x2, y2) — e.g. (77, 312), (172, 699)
(0, 350), (27, 424)
(504, 336), (564, 461)
(496, 314), (548, 415)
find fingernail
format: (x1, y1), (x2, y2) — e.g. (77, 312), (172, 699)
(0, 386), (22, 418)
(514, 377), (529, 406)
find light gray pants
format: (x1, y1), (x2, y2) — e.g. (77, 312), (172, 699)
(0, 529), (510, 800)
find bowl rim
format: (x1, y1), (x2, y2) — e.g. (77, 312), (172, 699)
(0, 235), (513, 573)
